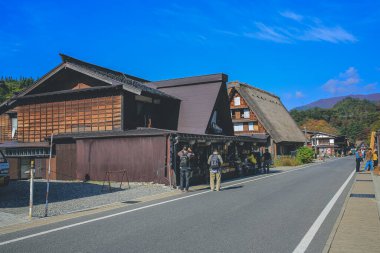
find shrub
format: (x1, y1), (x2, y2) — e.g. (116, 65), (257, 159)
(274, 156), (302, 167)
(296, 146), (314, 164)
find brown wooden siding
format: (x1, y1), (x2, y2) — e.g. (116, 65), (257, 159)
(55, 143), (77, 180)
(17, 95), (122, 142)
(0, 113), (11, 142)
(75, 136), (167, 183)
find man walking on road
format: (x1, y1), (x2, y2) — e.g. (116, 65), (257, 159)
(363, 148), (374, 172)
(208, 150), (223, 191)
(178, 146), (194, 192)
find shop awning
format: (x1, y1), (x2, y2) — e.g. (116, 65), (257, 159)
(0, 142), (51, 157)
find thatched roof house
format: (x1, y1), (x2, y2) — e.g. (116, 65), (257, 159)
(228, 81), (306, 156)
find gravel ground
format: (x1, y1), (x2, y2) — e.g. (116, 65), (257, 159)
(0, 180), (173, 218)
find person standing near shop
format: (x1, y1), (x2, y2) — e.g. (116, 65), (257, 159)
(355, 148), (362, 172)
(208, 150), (223, 191)
(373, 149), (378, 168)
(247, 152), (257, 174)
(255, 151), (262, 172)
(363, 148), (374, 172)
(263, 149), (272, 174)
(177, 146), (194, 192)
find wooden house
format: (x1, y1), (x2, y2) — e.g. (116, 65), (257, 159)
(0, 54), (264, 184)
(228, 82), (306, 157)
(307, 131), (349, 156)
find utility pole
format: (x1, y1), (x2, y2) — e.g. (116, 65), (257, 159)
(29, 159), (35, 220)
(304, 127), (307, 146)
(44, 134), (54, 217)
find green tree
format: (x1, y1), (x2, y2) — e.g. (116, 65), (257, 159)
(0, 76), (35, 103)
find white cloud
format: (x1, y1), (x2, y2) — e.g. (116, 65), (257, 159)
(301, 26), (357, 43)
(246, 22), (291, 43)
(249, 11), (356, 44)
(279, 11), (303, 22)
(364, 83), (378, 91)
(322, 67), (377, 94)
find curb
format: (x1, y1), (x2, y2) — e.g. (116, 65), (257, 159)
(322, 172), (356, 253)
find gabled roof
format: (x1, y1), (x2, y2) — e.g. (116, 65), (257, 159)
(0, 54), (178, 113)
(229, 82), (306, 143)
(306, 131), (338, 138)
(150, 74), (233, 135)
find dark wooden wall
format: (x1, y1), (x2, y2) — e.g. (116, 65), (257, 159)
(75, 136), (168, 183)
(7, 158), (20, 180)
(56, 143), (77, 180)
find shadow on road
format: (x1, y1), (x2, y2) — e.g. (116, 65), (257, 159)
(221, 185), (243, 191)
(0, 180), (124, 208)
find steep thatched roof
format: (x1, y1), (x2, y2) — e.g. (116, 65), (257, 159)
(230, 82), (306, 143)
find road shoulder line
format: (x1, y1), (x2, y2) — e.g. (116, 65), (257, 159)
(292, 170), (355, 253)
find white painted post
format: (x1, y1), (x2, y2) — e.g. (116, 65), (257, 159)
(29, 160), (35, 220)
(44, 134), (54, 217)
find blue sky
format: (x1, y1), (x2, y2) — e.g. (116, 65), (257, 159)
(1, 0), (380, 109)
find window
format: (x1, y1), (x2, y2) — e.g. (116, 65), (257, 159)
(248, 122), (254, 131)
(11, 117), (17, 139)
(244, 109), (250, 119)
(234, 123), (243, 132)
(234, 96), (240, 106)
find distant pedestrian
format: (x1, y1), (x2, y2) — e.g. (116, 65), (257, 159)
(355, 148), (362, 172)
(363, 148), (374, 172)
(247, 152), (257, 174)
(373, 149), (378, 168)
(321, 151), (326, 161)
(178, 146), (194, 192)
(256, 151), (262, 172)
(208, 150), (223, 191)
(263, 149), (271, 174)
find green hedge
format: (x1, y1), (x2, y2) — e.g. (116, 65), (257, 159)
(296, 146), (314, 164)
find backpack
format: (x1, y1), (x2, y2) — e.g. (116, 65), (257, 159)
(180, 154), (189, 168)
(210, 154), (221, 168)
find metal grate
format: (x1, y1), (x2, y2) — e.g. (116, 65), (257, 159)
(350, 193), (376, 199)
(356, 179), (373, 182)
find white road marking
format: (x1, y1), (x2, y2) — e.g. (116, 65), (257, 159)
(0, 159), (342, 246)
(292, 169), (355, 253)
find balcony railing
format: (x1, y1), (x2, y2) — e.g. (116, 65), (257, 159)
(231, 115), (255, 120)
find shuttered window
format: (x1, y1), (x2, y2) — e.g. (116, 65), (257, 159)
(234, 97), (240, 106)
(244, 109), (250, 119)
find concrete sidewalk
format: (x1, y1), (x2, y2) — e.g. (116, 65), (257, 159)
(326, 171), (380, 253)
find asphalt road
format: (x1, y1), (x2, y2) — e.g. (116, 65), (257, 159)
(0, 157), (355, 253)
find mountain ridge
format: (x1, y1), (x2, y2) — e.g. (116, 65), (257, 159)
(293, 93), (380, 110)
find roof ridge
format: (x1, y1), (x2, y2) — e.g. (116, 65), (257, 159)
(59, 53), (149, 83)
(228, 81), (280, 99)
